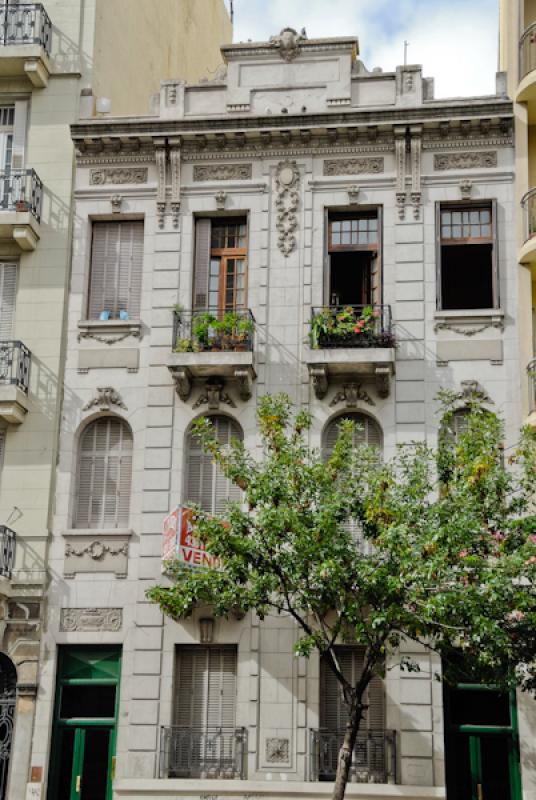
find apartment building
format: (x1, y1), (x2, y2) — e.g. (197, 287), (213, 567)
(0, 2), (231, 799)
(31, 27), (534, 800)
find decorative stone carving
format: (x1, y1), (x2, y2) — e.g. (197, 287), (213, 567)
(170, 141), (181, 229)
(330, 384), (375, 408)
(193, 164), (253, 182)
(155, 143), (167, 228)
(396, 192), (406, 220)
(375, 367), (391, 399)
(459, 380), (493, 405)
(269, 27), (306, 62)
(395, 129), (407, 220)
(60, 608), (122, 632)
(348, 185), (360, 205)
(111, 194), (122, 213)
(310, 365), (328, 399)
(275, 160), (300, 256)
(83, 387), (127, 412)
(410, 127), (422, 220)
(64, 536), (130, 579)
(234, 369), (253, 401)
(170, 367), (192, 401)
(193, 379), (236, 411)
(459, 179), (473, 199)
(77, 322), (141, 346)
(266, 737), (290, 763)
(323, 157), (384, 176)
(434, 316), (504, 336)
(215, 190), (227, 210)
(434, 151), (497, 170)
(90, 167), (148, 185)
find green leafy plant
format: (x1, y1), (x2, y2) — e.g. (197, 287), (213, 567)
(192, 312), (217, 347)
(174, 337), (193, 353)
(310, 305), (386, 349)
(148, 393), (536, 800)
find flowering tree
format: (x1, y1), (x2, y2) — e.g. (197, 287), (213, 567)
(148, 393), (536, 800)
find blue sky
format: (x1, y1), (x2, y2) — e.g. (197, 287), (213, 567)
(225, 0), (499, 98)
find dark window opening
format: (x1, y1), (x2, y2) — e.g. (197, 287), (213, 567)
(60, 684), (116, 719)
(330, 252), (373, 306)
(327, 212), (380, 307)
(449, 688), (511, 727)
(441, 244), (494, 310)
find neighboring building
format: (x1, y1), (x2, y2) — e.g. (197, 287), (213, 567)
(34, 26), (530, 800)
(0, 2), (231, 799)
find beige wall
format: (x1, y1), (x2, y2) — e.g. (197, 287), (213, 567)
(93, 0), (232, 117)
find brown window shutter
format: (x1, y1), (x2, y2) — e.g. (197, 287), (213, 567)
(0, 263), (17, 339)
(75, 417), (133, 529)
(174, 646), (237, 730)
(88, 221), (144, 320)
(193, 218), (211, 309)
(323, 413), (383, 459)
(186, 415), (243, 513)
(320, 647), (385, 732)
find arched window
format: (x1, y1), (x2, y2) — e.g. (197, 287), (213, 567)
(0, 653), (16, 800)
(185, 416), (243, 514)
(75, 417), (133, 529)
(323, 412), (383, 459)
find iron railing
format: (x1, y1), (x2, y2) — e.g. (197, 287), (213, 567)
(528, 358), (536, 412)
(0, 169), (43, 222)
(159, 726), (247, 779)
(520, 22), (536, 81)
(172, 309), (255, 353)
(0, 3), (51, 53)
(0, 341), (31, 393)
(521, 188), (536, 244)
(309, 729), (396, 784)
(0, 526), (15, 579)
(310, 305), (394, 349)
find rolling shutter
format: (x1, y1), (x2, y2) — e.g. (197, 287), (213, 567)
(174, 646), (237, 729)
(320, 647), (385, 733)
(186, 416), (242, 513)
(88, 221), (144, 320)
(0, 263), (17, 339)
(193, 219), (211, 309)
(75, 417), (133, 529)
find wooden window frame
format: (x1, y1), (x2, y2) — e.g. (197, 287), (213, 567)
(194, 217), (248, 313)
(324, 208), (382, 306)
(436, 200), (499, 310)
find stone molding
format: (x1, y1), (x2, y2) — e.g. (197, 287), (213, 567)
(433, 151), (498, 170)
(89, 167), (148, 185)
(330, 384), (375, 408)
(82, 387), (127, 412)
(64, 535), (130, 579)
(193, 164), (253, 181)
(323, 157), (384, 176)
(60, 608), (123, 632)
(275, 161), (300, 257)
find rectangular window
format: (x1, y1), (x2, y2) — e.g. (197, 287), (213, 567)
(320, 647), (384, 733)
(194, 218), (247, 312)
(87, 221), (144, 321)
(327, 211), (381, 306)
(438, 202), (498, 310)
(0, 262), (17, 339)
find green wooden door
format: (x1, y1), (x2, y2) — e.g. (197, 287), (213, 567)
(48, 648), (121, 800)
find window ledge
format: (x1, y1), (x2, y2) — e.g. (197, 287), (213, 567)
(62, 528), (133, 539)
(434, 309), (503, 321)
(78, 319), (142, 343)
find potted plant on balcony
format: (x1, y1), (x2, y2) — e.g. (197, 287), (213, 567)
(233, 315), (254, 351)
(192, 312), (217, 351)
(15, 199), (29, 213)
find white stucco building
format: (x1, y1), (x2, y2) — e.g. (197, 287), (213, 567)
(31, 28), (534, 800)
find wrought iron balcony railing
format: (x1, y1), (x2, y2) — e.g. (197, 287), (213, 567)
(0, 169), (43, 222)
(159, 726), (247, 780)
(172, 308), (255, 353)
(0, 3), (51, 53)
(520, 23), (536, 81)
(0, 526), (16, 579)
(528, 358), (536, 412)
(0, 341), (31, 393)
(309, 729), (396, 784)
(310, 305), (394, 349)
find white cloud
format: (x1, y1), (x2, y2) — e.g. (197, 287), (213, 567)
(230, 0), (499, 98)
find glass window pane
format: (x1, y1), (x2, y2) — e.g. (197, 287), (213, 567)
(481, 210), (491, 223)
(358, 219), (367, 231)
(441, 226), (451, 238)
(341, 231), (351, 244)
(342, 220), (351, 232)
(453, 225), (462, 237)
(481, 224), (491, 237)
(60, 685), (116, 719)
(471, 224), (481, 237)
(452, 212), (462, 224)
(470, 211), (479, 223)
(442, 212), (452, 224)
(332, 231), (340, 245)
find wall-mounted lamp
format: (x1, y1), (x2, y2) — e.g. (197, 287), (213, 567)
(199, 617), (214, 644)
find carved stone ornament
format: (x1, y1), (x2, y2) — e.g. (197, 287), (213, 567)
(310, 365), (328, 399)
(90, 167), (148, 185)
(459, 179), (473, 199)
(458, 380), (493, 405)
(330, 384), (375, 408)
(65, 540), (129, 560)
(64, 537), (130, 579)
(269, 27), (307, 62)
(323, 157), (384, 176)
(111, 194), (122, 213)
(193, 379), (236, 411)
(411, 191), (421, 220)
(83, 387), (127, 411)
(266, 737), (290, 763)
(170, 367), (192, 401)
(194, 164), (253, 182)
(434, 316), (504, 336)
(396, 192), (406, 221)
(348, 185), (360, 206)
(60, 608), (123, 632)
(170, 144), (181, 229)
(215, 190), (227, 210)
(375, 367), (391, 399)
(275, 160), (300, 256)
(434, 151), (498, 171)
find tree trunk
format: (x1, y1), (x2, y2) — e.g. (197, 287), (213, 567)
(331, 707), (363, 800)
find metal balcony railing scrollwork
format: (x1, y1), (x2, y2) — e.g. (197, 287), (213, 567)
(521, 188), (536, 244)
(172, 308), (255, 353)
(0, 341), (31, 393)
(309, 729), (396, 784)
(159, 726), (247, 780)
(520, 22), (536, 81)
(310, 305), (394, 349)
(0, 3), (51, 53)
(528, 358), (536, 412)
(0, 526), (16, 579)
(0, 169), (43, 222)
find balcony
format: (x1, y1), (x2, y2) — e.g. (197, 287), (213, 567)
(0, 340), (31, 424)
(0, 3), (52, 87)
(309, 729), (396, 784)
(0, 525), (16, 597)
(168, 309), (256, 404)
(159, 727), (247, 780)
(305, 305), (396, 399)
(0, 169), (43, 250)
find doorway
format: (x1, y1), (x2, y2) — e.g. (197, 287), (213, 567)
(48, 648), (121, 800)
(444, 684), (522, 800)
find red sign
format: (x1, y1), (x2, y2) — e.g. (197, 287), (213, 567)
(162, 506), (223, 569)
